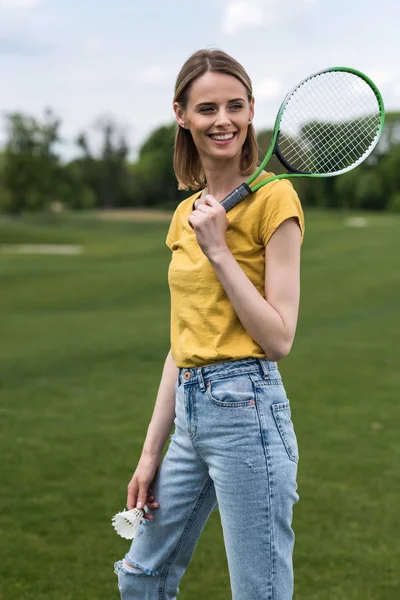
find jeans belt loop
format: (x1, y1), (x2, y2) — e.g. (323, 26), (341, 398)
(258, 358), (269, 380)
(196, 367), (206, 391)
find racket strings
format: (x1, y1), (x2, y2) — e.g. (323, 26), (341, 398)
(281, 116), (377, 173)
(310, 119), (377, 172)
(319, 121), (377, 170)
(282, 111), (379, 172)
(277, 71), (382, 174)
(281, 109), (379, 171)
(283, 111), (377, 161)
(298, 112), (379, 159)
(283, 114), (377, 173)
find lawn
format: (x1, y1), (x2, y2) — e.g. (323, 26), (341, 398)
(0, 209), (399, 599)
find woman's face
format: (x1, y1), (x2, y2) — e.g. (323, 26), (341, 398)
(175, 71), (254, 167)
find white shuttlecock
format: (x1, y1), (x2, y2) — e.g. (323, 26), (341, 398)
(111, 506), (148, 539)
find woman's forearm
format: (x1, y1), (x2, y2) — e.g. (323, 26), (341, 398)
(142, 350), (179, 456)
(208, 248), (290, 361)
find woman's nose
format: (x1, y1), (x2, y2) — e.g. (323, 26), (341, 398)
(214, 110), (231, 127)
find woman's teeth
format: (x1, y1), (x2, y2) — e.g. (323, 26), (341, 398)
(210, 133), (235, 140)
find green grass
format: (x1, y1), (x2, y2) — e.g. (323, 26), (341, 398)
(0, 209), (399, 599)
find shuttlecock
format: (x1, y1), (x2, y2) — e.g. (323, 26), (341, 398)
(111, 506), (148, 539)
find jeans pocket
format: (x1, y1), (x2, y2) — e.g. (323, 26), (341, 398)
(206, 374), (255, 408)
(271, 401), (299, 463)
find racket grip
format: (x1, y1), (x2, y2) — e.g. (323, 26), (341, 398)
(220, 183), (252, 213)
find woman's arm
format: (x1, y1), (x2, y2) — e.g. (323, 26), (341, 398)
(208, 217), (301, 361)
(142, 349), (179, 456)
(127, 349), (178, 511)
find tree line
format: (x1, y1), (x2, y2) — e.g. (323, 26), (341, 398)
(0, 108), (399, 214)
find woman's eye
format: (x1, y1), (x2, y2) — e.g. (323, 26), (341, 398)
(198, 104), (243, 113)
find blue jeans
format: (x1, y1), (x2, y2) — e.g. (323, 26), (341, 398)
(114, 357), (299, 599)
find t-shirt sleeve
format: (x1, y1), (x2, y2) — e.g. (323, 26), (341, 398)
(258, 179), (305, 247)
(166, 208), (179, 250)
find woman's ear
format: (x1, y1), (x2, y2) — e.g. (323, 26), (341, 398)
(249, 96), (255, 122)
(173, 102), (187, 129)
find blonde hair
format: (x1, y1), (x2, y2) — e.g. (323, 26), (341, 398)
(173, 49), (258, 191)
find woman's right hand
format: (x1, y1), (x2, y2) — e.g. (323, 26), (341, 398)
(127, 452), (161, 519)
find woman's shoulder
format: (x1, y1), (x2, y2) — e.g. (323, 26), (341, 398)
(251, 173), (304, 245)
(243, 172), (301, 218)
(252, 172), (298, 198)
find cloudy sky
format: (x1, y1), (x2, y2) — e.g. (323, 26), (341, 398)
(1, 0), (399, 159)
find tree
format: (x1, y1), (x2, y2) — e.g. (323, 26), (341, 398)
(256, 129), (285, 175)
(131, 123), (187, 208)
(71, 117), (132, 209)
(1, 109), (61, 214)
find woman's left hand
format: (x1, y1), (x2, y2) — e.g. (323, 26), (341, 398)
(188, 194), (229, 259)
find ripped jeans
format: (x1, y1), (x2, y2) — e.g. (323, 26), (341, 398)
(114, 357), (299, 600)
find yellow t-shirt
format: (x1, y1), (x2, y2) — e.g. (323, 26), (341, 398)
(166, 173), (305, 368)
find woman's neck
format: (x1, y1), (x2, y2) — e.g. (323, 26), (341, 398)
(202, 163), (248, 203)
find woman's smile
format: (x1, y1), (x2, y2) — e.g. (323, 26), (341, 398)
(207, 131), (238, 146)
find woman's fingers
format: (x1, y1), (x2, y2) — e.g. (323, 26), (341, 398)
(142, 493), (159, 520)
(136, 482), (149, 510)
(126, 456), (161, 511)
(127, 478), (138, 511)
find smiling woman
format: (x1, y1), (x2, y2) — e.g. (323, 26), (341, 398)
(114, 48), (304, 600)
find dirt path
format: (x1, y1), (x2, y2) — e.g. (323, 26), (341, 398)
(96, 209), (173, 222)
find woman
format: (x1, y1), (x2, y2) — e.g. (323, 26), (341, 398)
(114, 48), (304, 600)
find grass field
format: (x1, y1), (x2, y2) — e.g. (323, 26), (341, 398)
(0, 209), (399, 599)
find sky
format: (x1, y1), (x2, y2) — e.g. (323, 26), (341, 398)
(0, 0), (399, 160)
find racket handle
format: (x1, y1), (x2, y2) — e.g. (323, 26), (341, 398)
(220, 183), (252, 213)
